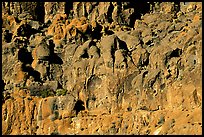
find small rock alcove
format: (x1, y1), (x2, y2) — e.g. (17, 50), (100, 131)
(73, 100), (85, 116)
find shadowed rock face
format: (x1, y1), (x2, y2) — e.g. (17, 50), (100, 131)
(2, 2), (202, 135)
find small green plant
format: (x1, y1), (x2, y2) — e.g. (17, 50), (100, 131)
(56, 89), (67, 96)
(29, 85), (68, 98)
(29, 85), (55, 98)
(40, 89), (55, 98)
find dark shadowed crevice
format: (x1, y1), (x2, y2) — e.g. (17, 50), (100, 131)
(18, 48), (33, 64)
(73, 100), (85, 116)
(91, 23), (103, 40)
(174, 2), (180, 14)
(2, 79), (5, 92)
(164, 48), (182, 66)
(111, 45), (116, 71)
(107, 2), (114, 23)
(118, 39), (129, 51)
(3, 30), (12, 43)
(22, 65), (42, 82)
(170, 48), (182, 58)
(81, 50), (89, 59)
(65, 1), (73, 19)
(128, 2), (151, 28)
(35, 2), (45, 23)
(49, 53), (63, 64)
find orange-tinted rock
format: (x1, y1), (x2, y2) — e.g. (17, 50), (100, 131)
(2, 2), (202, 135)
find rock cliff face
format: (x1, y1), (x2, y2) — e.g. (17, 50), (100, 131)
(2, 2), (202, 135)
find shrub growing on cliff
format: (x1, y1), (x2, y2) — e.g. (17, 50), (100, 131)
(29, 85), (55, 98)
(40, 89), (55, 98)
(56, 89), (67, 96)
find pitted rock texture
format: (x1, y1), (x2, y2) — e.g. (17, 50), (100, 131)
(2, 2), (202, 135)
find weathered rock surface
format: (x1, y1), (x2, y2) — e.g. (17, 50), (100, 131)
(2, 2), (202, 135)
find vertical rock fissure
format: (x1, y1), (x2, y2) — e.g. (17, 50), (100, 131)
(107, 2), (114, 23)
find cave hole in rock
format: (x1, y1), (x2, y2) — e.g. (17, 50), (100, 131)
(73, 100), (85, 115)
(91, 23), (103, 40)
(46, 39), (63, 64)
(142, 71), (148, 79)
(81, 50), (89, 58)
(105, 29), (114, 35)
(18, 48), (33, 64)
(146, 40), (153, 46)
(193, 60), (196, 64)
(3, 30), (12, 43)
(35, 2), (45, 23)
(118, 39), (129, 52)
(22, 65), (42, 82)
(49, 53), (63, 64)
(17, 24), (39, 38)
(65, 1), (74, 18)
(127, 2), (152, 27)
(107, 2), (114, 23)
(170, 48), (182, 58)
(127, 107), (132, 111)
(45, 38), (54, 55)
(165, 48), (182, 66)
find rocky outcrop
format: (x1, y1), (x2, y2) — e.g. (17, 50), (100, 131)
(2, 2), (202, 135)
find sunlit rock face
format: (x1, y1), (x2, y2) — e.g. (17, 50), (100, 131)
(2, 2), (202, 135)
